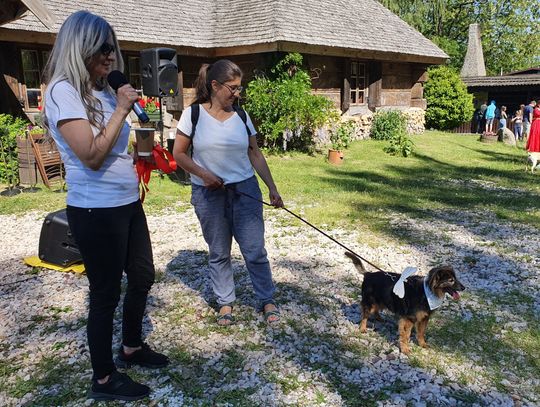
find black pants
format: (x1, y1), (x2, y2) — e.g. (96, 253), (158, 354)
(67, 200), (155, 380)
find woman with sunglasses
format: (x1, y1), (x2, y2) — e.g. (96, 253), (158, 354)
(43, 11), (167, 401)
(173, 60), (283, 326)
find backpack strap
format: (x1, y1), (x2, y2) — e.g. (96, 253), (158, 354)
(190, 104), (200, 138)
(190, 104), (252, 139)
(232, 105), (253, 136)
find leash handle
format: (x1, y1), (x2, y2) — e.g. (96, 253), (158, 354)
(231, 188), (388, 274)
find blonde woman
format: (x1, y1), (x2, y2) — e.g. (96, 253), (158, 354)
(43, 10), (167, 401)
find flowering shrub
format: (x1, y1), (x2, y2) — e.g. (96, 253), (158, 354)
(139, 97), (160, 113)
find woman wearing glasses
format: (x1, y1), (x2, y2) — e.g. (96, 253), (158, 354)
(173, 60), (283, 326)
(43, 11), (167, 401)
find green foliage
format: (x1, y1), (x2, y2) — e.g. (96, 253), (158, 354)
(0, 114), (28, 186)
(244, 53), (335, 152)
(424, 66), (474, 130)
(377, 0), (540, 74)
(329, 120), (355, 151)
(371, 111), (414, 157)
(383, 132), (415, 157)
(370, 111), (407, 141)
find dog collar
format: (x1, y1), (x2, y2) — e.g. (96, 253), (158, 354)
(423, 278), (444, 310)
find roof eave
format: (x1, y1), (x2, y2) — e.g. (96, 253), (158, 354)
(214, 41), (448, 64)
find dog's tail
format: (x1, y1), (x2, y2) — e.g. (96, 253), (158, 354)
(344, 251), (367, 274)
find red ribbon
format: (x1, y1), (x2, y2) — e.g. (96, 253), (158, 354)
(136, 145), (177, 202)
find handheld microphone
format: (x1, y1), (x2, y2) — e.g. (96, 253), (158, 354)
(107, 70), (149, 123)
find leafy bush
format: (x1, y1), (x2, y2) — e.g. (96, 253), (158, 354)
(329, 120), (355, 151)
(383, 132), (415, 157)
(370, 110), (407, 141)
(244, 53), (335, 152)
(370, 110), (414, 157)
(424, 66), (474, 130)
(0, 114), (28, 186)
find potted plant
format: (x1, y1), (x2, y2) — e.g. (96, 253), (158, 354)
(139, 96), (161, 122)
(328, 120), (355, 165)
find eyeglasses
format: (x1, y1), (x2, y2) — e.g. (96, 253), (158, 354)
(219, 81), (243, 95)
(99, 42), (116, 56)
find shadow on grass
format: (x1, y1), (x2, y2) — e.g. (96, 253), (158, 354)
(319, 148), (540, 244)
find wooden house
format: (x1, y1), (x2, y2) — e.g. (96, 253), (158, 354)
(0, 0), (447, 121)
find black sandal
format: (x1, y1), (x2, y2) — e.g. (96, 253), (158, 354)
(262, 302), (280, 325)
(217, 304), (234, 326)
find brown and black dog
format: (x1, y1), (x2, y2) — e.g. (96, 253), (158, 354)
(345, 252), (465, 354)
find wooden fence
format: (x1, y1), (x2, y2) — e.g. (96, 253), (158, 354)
(451, 118), (518, 134)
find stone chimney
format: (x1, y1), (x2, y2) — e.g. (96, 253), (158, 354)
(461, 24), (486, 77)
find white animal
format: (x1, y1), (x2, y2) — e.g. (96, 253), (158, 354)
(527, 152), (540, 173)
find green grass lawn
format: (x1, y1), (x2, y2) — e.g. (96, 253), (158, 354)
(1, 131), (538, 236)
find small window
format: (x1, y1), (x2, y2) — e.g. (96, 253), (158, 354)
(21, 49), (49, 109)
(350, 61), (367, 105)
(128, 56), (142, 91)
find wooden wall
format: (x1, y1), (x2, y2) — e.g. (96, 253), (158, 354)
(0, 41), (26, 118)
(0, 40), (429, 118)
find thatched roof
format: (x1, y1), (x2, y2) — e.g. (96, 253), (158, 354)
(1, 0), (447, 63)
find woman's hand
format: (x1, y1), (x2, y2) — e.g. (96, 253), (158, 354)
(202, 171), (224, 190)
(269, 188), (283, 208)
(116, 84), (139, 115)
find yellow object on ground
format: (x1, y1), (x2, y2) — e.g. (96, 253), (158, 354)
(24, 256), (85, 274)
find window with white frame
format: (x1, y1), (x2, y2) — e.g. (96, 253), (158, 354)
(21, 49), (49, 109)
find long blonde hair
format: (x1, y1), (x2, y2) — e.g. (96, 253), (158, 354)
(42, 10), (123, 130)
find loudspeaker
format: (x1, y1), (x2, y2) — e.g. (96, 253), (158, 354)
(38, 209), (82, 267)
(140, 48), (178, 97)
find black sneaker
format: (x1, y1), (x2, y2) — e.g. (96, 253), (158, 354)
(116, 342), (169, 369)
(88, 371), (150, 401)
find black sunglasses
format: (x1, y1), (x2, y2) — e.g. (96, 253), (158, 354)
(99, 42), (116, 56)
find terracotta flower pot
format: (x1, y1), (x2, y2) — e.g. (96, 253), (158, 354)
(328, 149), (344, 165)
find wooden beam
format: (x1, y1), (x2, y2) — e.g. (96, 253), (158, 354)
(212, 43), (278, 57)
(0, 27), (55, 44)
(119, 40), (213, 57)
(21, 0), (55, 28)
(278, 41), (446, 65)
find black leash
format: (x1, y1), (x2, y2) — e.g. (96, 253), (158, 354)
(230, 188), (390, 274)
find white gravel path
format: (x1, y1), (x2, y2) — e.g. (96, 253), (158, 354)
(0, 205), (538, 406)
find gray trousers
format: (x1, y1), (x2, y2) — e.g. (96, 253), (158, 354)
(191, 176), (275, 308)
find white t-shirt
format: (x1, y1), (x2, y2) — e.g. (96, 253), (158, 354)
(45, 80), (139, 208)
(177, 105), (257, 186)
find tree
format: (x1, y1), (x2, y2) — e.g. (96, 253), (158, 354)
(424, 66), (474, 130)
(378, 0), (540, 75)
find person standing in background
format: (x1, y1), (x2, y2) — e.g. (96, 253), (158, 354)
(511, 109), (523, 141)
(485, 100), (497, 134)
(499, 106), (507, 129)
(523, 100), (536, 143)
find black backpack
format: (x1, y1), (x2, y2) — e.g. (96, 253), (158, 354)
(190, 104), (252, 138)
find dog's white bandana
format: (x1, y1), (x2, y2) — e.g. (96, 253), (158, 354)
(392, 267), (418, 298)
(423, 278), (444, 310)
